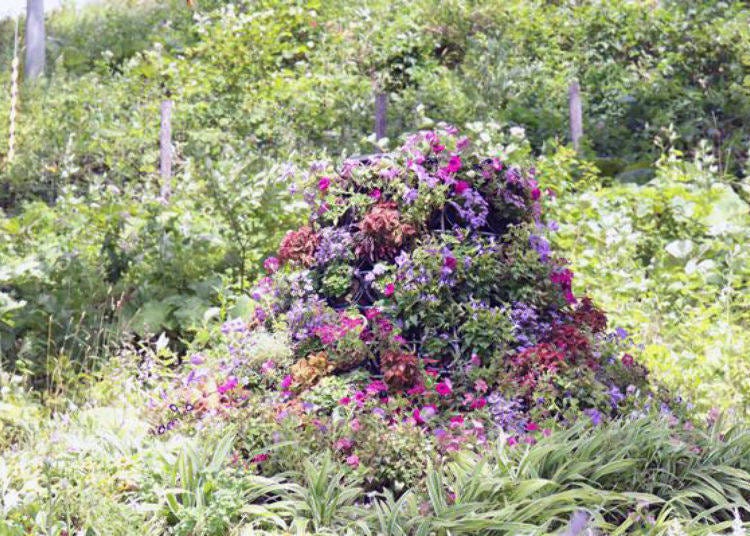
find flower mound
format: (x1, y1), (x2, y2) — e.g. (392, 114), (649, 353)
(151, 127), (678, 468)
(244, 126), (662, 435)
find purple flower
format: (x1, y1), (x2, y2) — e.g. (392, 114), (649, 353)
(221, 318), (247, 335)
(487, 393), (526, 434)
(263, 256), (280, 274)
(584, 408), (602, 426)
(609, 385), (625, 406)
(315, 228), (353, 265)
(529, 235), (551, 263)
(403, 187), (419, 204)
(217, 376), (238, 395)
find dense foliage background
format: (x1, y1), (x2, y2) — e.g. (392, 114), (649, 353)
(1, 0), (749, 534)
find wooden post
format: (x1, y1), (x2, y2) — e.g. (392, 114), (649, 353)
(8, 16), (19, 163)
(160, 100), (173, 199)
(374, 91), (387, 140)
(568, 80), (583, 153)
(24, 0), (45, 81)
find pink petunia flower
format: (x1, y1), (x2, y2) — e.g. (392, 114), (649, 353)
(445, 155), (462, 174)
(280, 375), (293, 390)
(470, 397), (487, 410)
(346, 454), (360, 468)
(217, 376), (238, 395)
(384, 283), (395, 297)
(435, 380), (453, 397)
(318, 177), (330, 191)
(525, 422), (539, 432)
(407, 384), (426, 396)
(454, 180), (469, 195)
(449, 415), (464, 428)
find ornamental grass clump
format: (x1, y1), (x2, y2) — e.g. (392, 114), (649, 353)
(241, 125), (668, 436)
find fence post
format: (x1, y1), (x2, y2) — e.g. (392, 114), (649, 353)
(374, 91), (387, 140)
(160, 100), (173, 199)
(568, 80), (583, 153)
(7, 16), (19, 164)
(24, 0), (45, 81)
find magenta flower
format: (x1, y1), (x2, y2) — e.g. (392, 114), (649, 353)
(366, 380), (388, 395)
(435, 381), (452, 396)
(507, 436), (518, 446)
(525, 421), (539, 432)
(470, 397), (487, 410)
(407, 384), (426, 396)
(217, 376), (238, 395)
(335, 437), (354, 451)
(531, 187), (541, 201)
(251, 453), (269, 464)
(454, 180), (469, 195)
(261, 360), (275, 375)
(622, 354), (635, 367)
(412, 408), (425, 425)
(263, 256), (280, 274)
(449, 415), (464, 428)
(369, 188), (381, 200)
(280, 375), (293, 390)
(443, 255), (457, 271)
(346, 454), (360, 468)
(384, 283), (395, 297)
(318, 177), (330, 191)
(339, 396), (351, 406)
(446, 155), (462, 174)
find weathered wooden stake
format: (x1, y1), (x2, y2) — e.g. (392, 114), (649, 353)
(374, 91), (387, 140)
(568, 80), (583, 153)
(8, 16), (20, 163)
(160, 100), (173, 198)
(24, 0), (45, 81)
